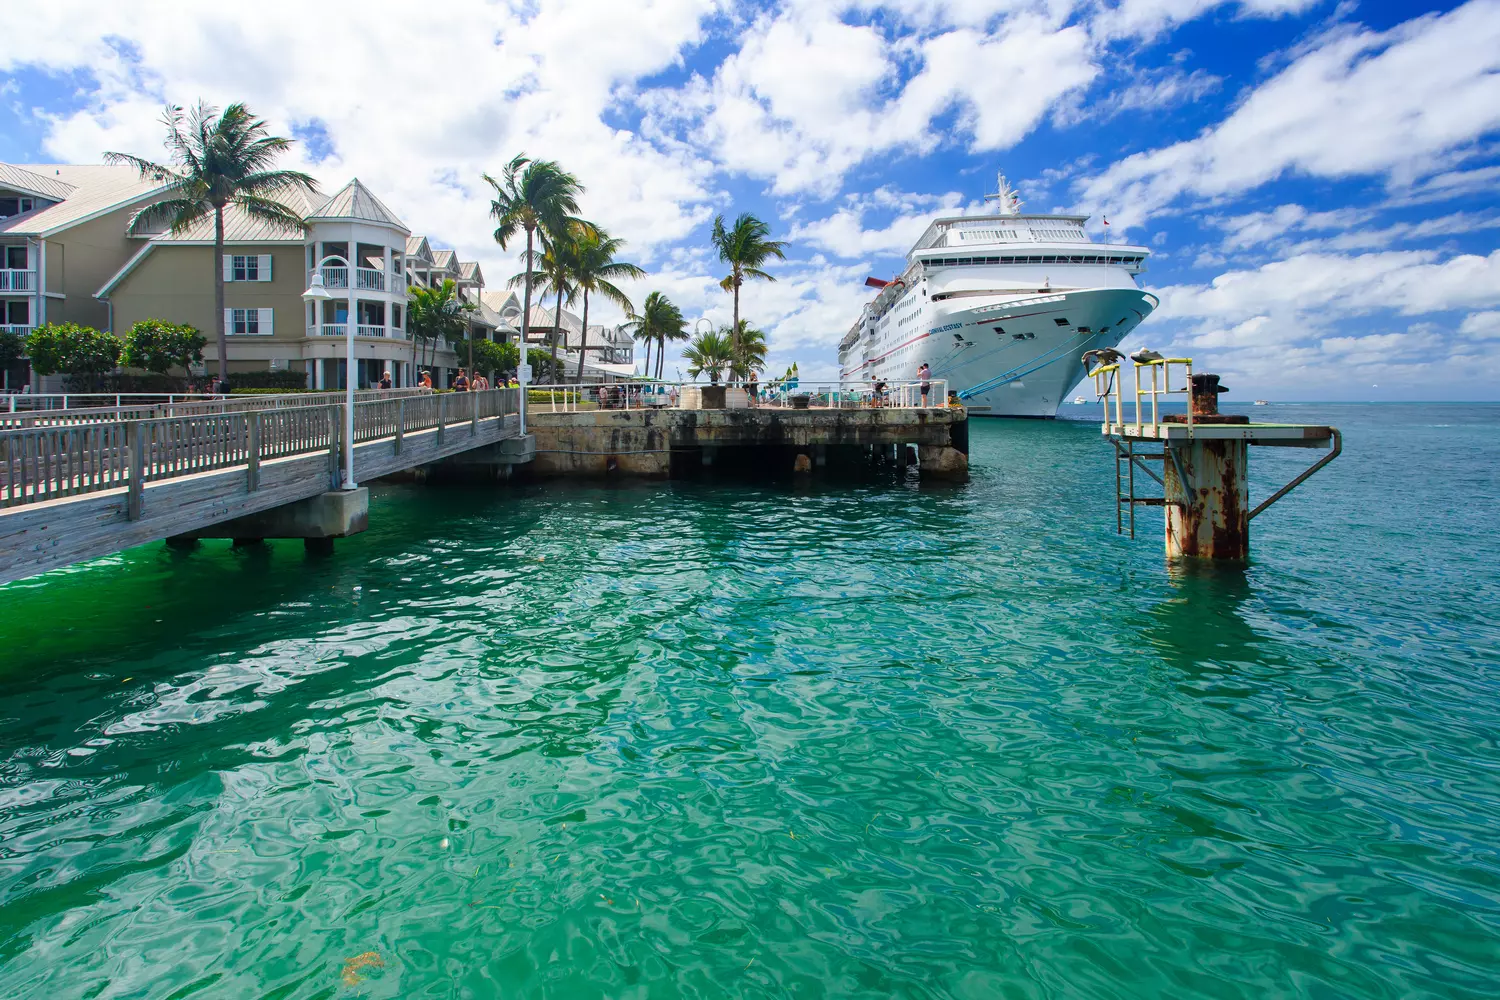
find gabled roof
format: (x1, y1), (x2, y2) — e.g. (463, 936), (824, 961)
(430, 249), (459, 272)
(306, 179), (408, 231)
(0, 164), (165, 237)
(130, 185), (320, 243)
(528, 303), (583, 336)
(458, 260), (482, 284)
(0, 163), (77, 201)
(480, 290), (522, 321)
(405, 235), (433, 262)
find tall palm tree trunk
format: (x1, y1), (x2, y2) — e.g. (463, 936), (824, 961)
(657, 335), (665, 380)
(214, 205), (227, 381)
(731, 271), (741, 385)
(643, 336), (651, 380)
(575, 290), (590, 381)
(550, 285), (563, 384)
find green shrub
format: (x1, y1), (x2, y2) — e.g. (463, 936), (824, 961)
(64, 372), (187, 393)
(229, 387), (336, 395)
(229, 369), (310, 389)
(122, 319), (205, 375)
(26, 323), (122, 377)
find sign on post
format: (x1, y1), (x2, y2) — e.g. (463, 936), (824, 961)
(517, 363), (533, 384)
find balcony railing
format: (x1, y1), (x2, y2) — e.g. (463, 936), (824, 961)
(0, 324), (33, 335)
(317, 267), (349, 289)
(356, 324), (385, 338)
(308, 267), (394, 292)
(0, 270), (36, 292)
(319, 323), (348, 337)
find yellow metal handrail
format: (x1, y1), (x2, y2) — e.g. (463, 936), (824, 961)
(1089, 362), (1124, 429)
(1133, 357), (1193, 434)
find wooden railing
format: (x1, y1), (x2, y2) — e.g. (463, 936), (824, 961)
(0, 388), (520, 513)
(0, 387), (432, 430)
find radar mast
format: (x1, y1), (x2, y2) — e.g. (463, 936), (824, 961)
(984, 172), (1023, 216)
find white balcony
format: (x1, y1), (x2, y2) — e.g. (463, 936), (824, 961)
(317, 267), (349, 289)
(319, 323), (348, 337)
(356, 267), (386, 291)
(0, 324), (32, 335)
(0, 270), (35, 292)
(356, 324), (385, 338)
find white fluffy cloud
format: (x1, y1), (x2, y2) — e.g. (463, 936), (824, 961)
(1077, 0), (1500, 228)
(644, 5), (1098, 195)
(0, 0), (721, 285)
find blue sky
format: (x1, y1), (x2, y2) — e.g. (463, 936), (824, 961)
(3, 0), (1498, 399)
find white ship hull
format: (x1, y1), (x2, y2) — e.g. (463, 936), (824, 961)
(843, 287), (1157, 417)
(838, 176), (1159, 418)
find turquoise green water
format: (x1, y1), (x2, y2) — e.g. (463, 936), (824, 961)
(2, 404), (1499, 999)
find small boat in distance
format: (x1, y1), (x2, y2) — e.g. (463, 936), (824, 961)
(1254, 399), (1270, 406)
(1072, 396), (1087, 404)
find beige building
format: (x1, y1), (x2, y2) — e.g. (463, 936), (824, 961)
(100, 179), (500, 389)
(0, 163), (165, 386)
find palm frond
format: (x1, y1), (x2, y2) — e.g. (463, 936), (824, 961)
(102, 150), (183, 186)
(124, 197), (210, 236)
(233, 194), (307, 235)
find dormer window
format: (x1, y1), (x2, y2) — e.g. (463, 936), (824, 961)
(0, 197), (36, 218)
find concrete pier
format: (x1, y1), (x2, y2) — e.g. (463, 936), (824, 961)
(172, 488), (370, 545)
(526, 406), (968, 481)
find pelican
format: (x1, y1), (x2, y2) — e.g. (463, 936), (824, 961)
(1130, 348), (1164, 363)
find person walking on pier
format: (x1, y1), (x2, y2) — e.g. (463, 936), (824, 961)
(379, 370), (392, 390)
(453, 369), (470, 392)
(918, 363), (932, 406)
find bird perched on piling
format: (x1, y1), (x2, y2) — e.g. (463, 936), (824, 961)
(1130, 348), (1164, 363)
(1082, 348), (1123, 369)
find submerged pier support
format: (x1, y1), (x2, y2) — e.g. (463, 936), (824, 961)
(170, 488), (369, 548)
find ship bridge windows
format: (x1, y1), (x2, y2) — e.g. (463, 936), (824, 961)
(922, 253), (1143, 268)
(1054, 318), (1070, 326)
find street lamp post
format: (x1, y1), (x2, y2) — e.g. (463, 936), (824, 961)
(303, 255), (357, 490)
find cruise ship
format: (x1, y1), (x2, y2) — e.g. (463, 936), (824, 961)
(838, 174), (1158, 417)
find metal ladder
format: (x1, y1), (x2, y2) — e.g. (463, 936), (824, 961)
(1112, 439), (1168, 538)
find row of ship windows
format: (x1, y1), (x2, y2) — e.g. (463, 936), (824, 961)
(924, 254), (1142, 267)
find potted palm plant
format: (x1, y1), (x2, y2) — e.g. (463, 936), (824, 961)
(684, 329), (733, 408)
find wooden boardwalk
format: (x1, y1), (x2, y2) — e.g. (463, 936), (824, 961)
(0, 389), (523, 584)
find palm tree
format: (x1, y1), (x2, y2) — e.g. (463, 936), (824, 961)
(621, 293), (675, 383)
(408, 280), (473, 374)
(683, 328), (734, 384)
(486, 155), (586, 383)
(570, 227), (645, 380)
(725, 321), (768, 382)
(658, 313), (690, 380)
(623, 291), (683, 381)
(510, 231), (578, 383)
(106, 101), (318, 380)
(710, 212), (787, 359)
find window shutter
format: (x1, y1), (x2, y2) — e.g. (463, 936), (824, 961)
(259, 308), (274, 336)
(224, 308), (234, 335)
(259, 255), (272, 281)
(222, 256), (235, 282)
